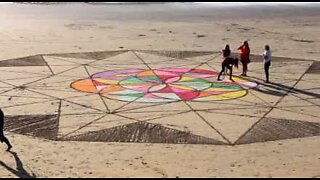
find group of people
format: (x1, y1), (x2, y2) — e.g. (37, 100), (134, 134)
(217, 41), (272, 83)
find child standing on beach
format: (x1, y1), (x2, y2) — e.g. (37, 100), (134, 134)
(238, 41), (250, 76)
(263, 45), (272, 83)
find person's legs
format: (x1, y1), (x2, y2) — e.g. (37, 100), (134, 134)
(264, 62), (270, 82)
(241, 61), (247, 76)
(217, 66), (225, 81)
(0, 133), (12, 151)
(243, 64), (248, 76)
(228, 65), (233, 80)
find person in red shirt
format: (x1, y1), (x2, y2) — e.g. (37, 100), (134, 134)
(238, 41), (250, 76)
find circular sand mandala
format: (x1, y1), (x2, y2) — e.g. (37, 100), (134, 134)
(1, 50), (319, 145)
(71, 68), (257, 102)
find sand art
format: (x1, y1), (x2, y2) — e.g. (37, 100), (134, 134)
(71, 68), (257, 103)
(0, 50), (319, 145)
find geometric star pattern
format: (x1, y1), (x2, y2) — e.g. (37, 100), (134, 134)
(1, 50), (319, 145)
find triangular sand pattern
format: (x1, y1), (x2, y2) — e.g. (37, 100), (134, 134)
(0, 66), (52, 76)
(4, 114), (59, 140)
(135, 52), (201, 68)
(117, 110), (190, 122)
(192, 63), (220, 74)
(266, 107), (320, 123)
(235, 118), (320, 145)
(134, 51), (176, 64)
(85, 51), (129, 60)
(88, 63), (149, 71)
(26, 88), (89, 99)
(247, 89), (283, 107)
(304, 98), (320, 106)
(116, 101), (190, 113)
(276, 94), (318, 108)
(185, 53), (222, 63)
(197, 111), (262, 143)
(26, 74), (78, 88)
(289, 88), (320, 100)
(1, 74), (45, 86)
(248, 55), (310, 63)
(0, 89), (55, 107)
(88, 51), (145, 66)
(137, 50), (217, 59)
(45, 56), (96, 65)
(26, 66), (88, 89)
(300, 73), (320, 81)
(280, 106), (320, 121)
(0, 55), (47, 67)
(0, 75), (47, 87)
(62, 114), (136, 138)
(270, 74), (304, 84)
(186, 100), (263, 111)
(57, 113), (106, 138)
(101, 97), (132, 113)
(206, 61), (222, 72)
(149, 111), (228, 144)
(65, 94), (108, 112)
(0, 81), (15, 88)
(43, 56), (80, 66)
(49, 65), (83, 75)
(271, 62), (307, 74)
(294, 80), (320, 92)
(50, 50), (127, 60)
(60, 100), (104, 115)
(266, 78), (298, 89)
(1, 50), (317, 145)
(144, 62), (197, 69)
(306, 61), (320, 74)
(83, 65), (108, 76)
(235, 89), (271, 107)
(2, 100), (60, 116)
(0, 87), (15, 94)
(54, 66), (89, 79)
(203, 107), (270, 118)
(62, 121), (226, 145)
(0, 69), (47, 81)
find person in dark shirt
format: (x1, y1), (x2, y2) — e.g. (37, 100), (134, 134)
(222, 44), (231, 75)
(222, 44), (231, 58)
(0, 108), (12, 151)
(217, 57), (239, 81)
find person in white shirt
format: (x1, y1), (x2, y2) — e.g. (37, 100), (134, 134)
(263, 45), (271, 83)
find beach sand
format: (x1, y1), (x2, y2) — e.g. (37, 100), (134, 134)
(0, 2), (319, 177)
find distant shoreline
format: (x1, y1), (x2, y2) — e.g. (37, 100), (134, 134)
(10, 2), (320, 6)
(1, 2), (319, 22)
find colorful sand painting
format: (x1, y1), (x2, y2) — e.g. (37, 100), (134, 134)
(71, 68), (258, 103)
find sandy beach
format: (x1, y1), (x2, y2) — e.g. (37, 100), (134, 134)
(0, 2), (319, 178)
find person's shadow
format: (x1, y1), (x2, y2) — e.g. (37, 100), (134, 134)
(0, 151), (36, 178)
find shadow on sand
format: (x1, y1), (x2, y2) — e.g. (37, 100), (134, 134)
(249, 77), (320, 98)
(0, 151), (36, 178)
